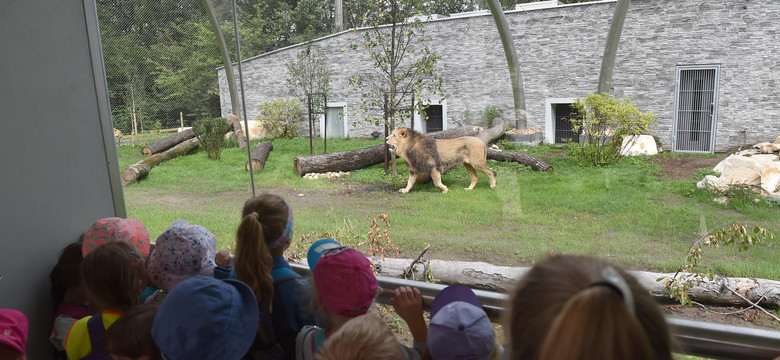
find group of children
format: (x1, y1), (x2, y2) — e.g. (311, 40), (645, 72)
(1, 193), (676, 360)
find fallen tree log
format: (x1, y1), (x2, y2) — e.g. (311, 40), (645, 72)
(295, 144), (386, 176)
(487, 148), (554, 171)
(227, 114), (248, 150)
(362, 257), (780, 308)
(141, 129), (195, 156)
(246, 141), (273, 172)
(122, 138), (199, 183)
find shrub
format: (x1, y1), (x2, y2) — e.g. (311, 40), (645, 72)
(483, 105), (503, 126)
(570, 93), (657, 165)
(256, 98), (304, 139)
(193, 117), (230, 160)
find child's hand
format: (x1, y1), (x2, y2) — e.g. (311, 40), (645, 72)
(214, 250), (231, 267)
(391, 286), (427, 341)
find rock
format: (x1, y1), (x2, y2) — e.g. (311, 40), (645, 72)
(722, 167), (761, 186)
(713, 155), (763, 177)
(620, 135), (658, 156)
(751, 154), (780, 163)
(713, 196), (729, 205)
(774, 136), (780, 144)
(760, 164), (780, 194)
(755, 142), (775, 154)
(737, 148), (760, 156)
(697, 175), (727, 191)
(773, 143), (780, 152)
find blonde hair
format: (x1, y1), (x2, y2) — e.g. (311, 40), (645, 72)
(503, 255), (672, 360)
(81, 241), (146, 312)
(234, 193), (289, 303)
(316, 314), (403, 360)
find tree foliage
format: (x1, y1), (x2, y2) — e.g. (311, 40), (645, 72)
(193, 117), (230, 160)
(255, 98), (305, 139)
(286, 45), (333, 112)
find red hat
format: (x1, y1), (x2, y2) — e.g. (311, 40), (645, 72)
(313, 248), (377, 317)
(82, 217), (151, 257)
(0, 309), (28, 355)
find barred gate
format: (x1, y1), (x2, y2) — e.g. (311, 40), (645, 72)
(672, 65), (720, 153)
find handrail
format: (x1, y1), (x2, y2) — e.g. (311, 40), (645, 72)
(289, 263), (780, 360)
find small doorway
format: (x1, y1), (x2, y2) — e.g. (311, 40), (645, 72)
(544, 98), (578, 144)
(672, 65), (719, 153)
(423, 105), (443, 133)
(320, 103), (346, 138)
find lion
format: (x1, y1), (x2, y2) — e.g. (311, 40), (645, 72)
(386, 127), (497, 193)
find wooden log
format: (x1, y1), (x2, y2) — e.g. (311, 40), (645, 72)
(486, 148), (554, 172)
(294, 144), (386, 176)
(366, 257), (780, 308)
(141, 128), (195, 156)
(246, 141), (273, 172)
(122, 138), (199, 183)
(227, 114), (248, 150)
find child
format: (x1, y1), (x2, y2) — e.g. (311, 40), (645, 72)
(0, 309), (28, 360)
(295, 239), (381, 360)
(81, 217), (151, 258)
(100, 304), (162, 360)
(316, 314), (403, 360)
(151, 276), (259, 360)
(233, 194), (315, 359)
(503, 255), (672, 360)
(49, 241), (90, 358)
(425, 284), (501, 360)
(144, 220), (218, 304)
(65, 241), (148, 360)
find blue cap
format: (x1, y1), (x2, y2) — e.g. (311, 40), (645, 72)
(152, 276), (259, 360)
(427, 285), (495, 360)
(307, 238), (344, 272)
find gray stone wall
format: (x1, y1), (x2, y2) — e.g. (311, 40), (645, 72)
(218, 0), (780, 151)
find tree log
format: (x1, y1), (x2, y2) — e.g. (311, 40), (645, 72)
(227, 114), (248, 150)
(487, 149), (553, 172)
(246, 141), (273, 172)
(295, 144), (386, 176)
(122, 138), (199, 183)
(366, 257), (780, 308)
(141, 129), (195, 156)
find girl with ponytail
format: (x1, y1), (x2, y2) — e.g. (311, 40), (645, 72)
(504, 255), (673, 360)
(233, 193), (314, 360)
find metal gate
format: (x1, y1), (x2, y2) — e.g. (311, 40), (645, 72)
(672, 65), (720, 153)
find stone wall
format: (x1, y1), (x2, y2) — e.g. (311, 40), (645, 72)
(218, 0), (780, 151)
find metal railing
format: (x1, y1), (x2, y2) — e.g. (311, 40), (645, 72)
(289, 263), (780, 360)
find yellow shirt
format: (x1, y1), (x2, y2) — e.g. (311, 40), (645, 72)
(65, 311), (123, 360)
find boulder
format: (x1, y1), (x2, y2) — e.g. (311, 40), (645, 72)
(620, 135), (658, 156)
(760, 164), (780, 194)
(737, 148), (760, 156)
(697, 175), (728, 191)
(755, 142), (775, 154)
(722, 167), (761, 186)
(713, 155), (763, 177)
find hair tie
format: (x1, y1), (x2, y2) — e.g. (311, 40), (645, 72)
(588, 266), (635, 316)
(268, 201), (294, 249)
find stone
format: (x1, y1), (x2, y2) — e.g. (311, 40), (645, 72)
(774, 136), (780, 144)
(713, 197), (729, 205)
(722, 167), (761, 186)
(713, 155), (763, 177)
(751, 154), (780, 163)
(697, 175), (727, 191)
(620, 135), (658, 156)
(755, 142), (775, 154)
(760, 164), (780, 194)
(773, 143), (780, 152)
(737, 148), (760, 156)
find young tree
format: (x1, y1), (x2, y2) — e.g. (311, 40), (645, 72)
(349, 0), (444, 174)
(286, 45), (333, 154)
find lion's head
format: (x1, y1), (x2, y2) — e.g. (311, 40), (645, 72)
(386, 127), (411, 153)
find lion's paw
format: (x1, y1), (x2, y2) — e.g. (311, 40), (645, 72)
(399, 189), (410, 193)
(464, 187), (473, 191)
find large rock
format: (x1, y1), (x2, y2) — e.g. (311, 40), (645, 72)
(697, 175), (728, 191)
(713, 155), (764, 177)
(620, 135), (658, 156)
(722, 167), (761, 186)
(761, 164), (780, 194)
(755, 142), (776, 154)
(229, 120), (270, 140)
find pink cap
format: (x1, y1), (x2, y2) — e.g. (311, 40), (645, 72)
(82, 217), (151, 258)
(0, 309), (28, 355)
(313, 248), (377, 317)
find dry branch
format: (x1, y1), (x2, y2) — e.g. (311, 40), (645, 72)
(122, 138), (199, 183)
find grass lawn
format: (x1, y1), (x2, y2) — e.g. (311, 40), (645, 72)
(116, 134), (780, 280)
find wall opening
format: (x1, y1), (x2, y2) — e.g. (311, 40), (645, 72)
(672, 65), (720, 153)
(319, 102), (347, 138)
(544, 98), (578, 144)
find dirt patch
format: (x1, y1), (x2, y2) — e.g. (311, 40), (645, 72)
(648, 154), (729, 181)
(662, 303), (780, 331)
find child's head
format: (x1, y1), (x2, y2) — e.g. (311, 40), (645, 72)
(504, 255), (672, 360)
(152, 276), (259, 360)
(234, 193), (293, 300)
(316, 313), (403, 360)
(49, 241), (85, 304)
(0, 309), (27, 360)
(81, 241), (147, 312)
(307, 239), (377, 318)
(82, 217), (151, 258)
(147, 220), (217, 291)
(101, 304), (162, 360)
(427, 284), (497, 360)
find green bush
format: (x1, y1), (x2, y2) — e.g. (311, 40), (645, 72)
(193, 117), (230, 160)
(483, 105), (503, 126)
(570, 93), (657, 166)
(255, 98), (304, 139)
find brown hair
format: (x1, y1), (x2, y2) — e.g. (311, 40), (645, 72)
(234, 193), (289, 302)
(81, 241), (147, 312)
(101, 304), (162, 360)
(504, 255), (672, 360)
(50, 240), (84, 304)
(316, 314), (403, 360)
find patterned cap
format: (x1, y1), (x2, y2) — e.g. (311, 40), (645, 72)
(81, 217), (151, 258)
(147, 221), (217, 291)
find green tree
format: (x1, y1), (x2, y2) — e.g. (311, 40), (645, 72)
(286, 45), (333, 153)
